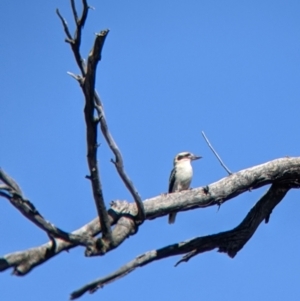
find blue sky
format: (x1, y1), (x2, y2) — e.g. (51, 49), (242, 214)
(1, 0), (300, 300)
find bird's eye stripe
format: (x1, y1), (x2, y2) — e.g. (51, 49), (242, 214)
(177, 153), (191, 160)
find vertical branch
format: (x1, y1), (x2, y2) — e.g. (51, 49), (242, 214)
(56, 2), (145, 247)
(83, 30), (112, 243)
(56, 6), (113, 244)
(70, 0), (78, 24)
(72, 0), (89, 75)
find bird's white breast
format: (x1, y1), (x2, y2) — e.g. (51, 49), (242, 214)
(174, 160), (193, 191)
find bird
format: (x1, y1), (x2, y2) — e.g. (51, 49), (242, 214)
(168, 151), (202, 224)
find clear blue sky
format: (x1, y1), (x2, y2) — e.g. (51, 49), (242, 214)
(1, 0), (300, 300)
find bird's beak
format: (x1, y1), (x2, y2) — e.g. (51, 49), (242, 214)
(191, 155), (202, 161)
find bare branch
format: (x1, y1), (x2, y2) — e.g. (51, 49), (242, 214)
(85, 215), (137, 256)
(0, 168), (23, 196)
(72, 0), (89, 74)
(70, 183), (290, 299)
(83, 30), (113, 244)
(0, 185), (10, 192)
(56, 9), (73, 42)
(70, 0), (78, 24)
(78, 0), (89, 28)
(56, 5), (86, 74)
(57, 3), (145, 224)
(2, 193), (94, 247)
(1, 157), (300, 276)
(0, 207), (120, 275)
(0, 169), (94, 247)
(56, 4), (113, 244)
(67, 71), (82, 81)
(57, 2), (145, 242)
(94, 99), (146, 222)
(201, 131), (232, 175)
(175, 183), (290, 264)
(84, 31), (109, 97)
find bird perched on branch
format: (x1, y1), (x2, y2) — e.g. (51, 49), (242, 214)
(168, 151), (202, 224)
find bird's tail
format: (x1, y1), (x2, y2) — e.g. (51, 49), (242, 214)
(168, 212), (177, 224)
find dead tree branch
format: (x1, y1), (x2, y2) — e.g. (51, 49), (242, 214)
(0, 168), (23, 196)
(70, 0), (79, 24)
(94, 98), (146, 223)
(83, 29), (113, 245)
(0, 213), (108, 275)
(56, 0), (89, 74)
(1, 157), (300, 276)
(56, 9), (73, 42)
(0, 169), (95, 248)
(70, 183), (291, 299)
(56, 2), (145, 228)
(56, 5), (113, 245)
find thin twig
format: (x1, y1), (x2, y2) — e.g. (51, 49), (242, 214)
(70, 183), (289, 299)
(67, 71), (82, 81)
(201, 131), (232, 175)
(70, 0), (78, 24)
(56, 9), (73, 41)
(72, 0), (89, 75)
(94, 100), (145, 222)
(56, 6), (86, 75)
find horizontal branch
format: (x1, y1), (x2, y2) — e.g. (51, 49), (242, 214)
(7, 195), (95, 247)
(1, 157), (300, 275)
(0, 194), (94, 249)
(0, 168), (95, 247)
(70, 183), (291, 298)
(0, 209), (117, 275)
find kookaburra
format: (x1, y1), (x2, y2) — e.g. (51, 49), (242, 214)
(168, 151), (202, 224)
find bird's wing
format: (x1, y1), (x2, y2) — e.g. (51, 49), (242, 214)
(168, 167), (176, 193)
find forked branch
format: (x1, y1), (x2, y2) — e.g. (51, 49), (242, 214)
(56, 3), (113, 245)
(69, 183), (291, 299)
(56, 1), (145, 230)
